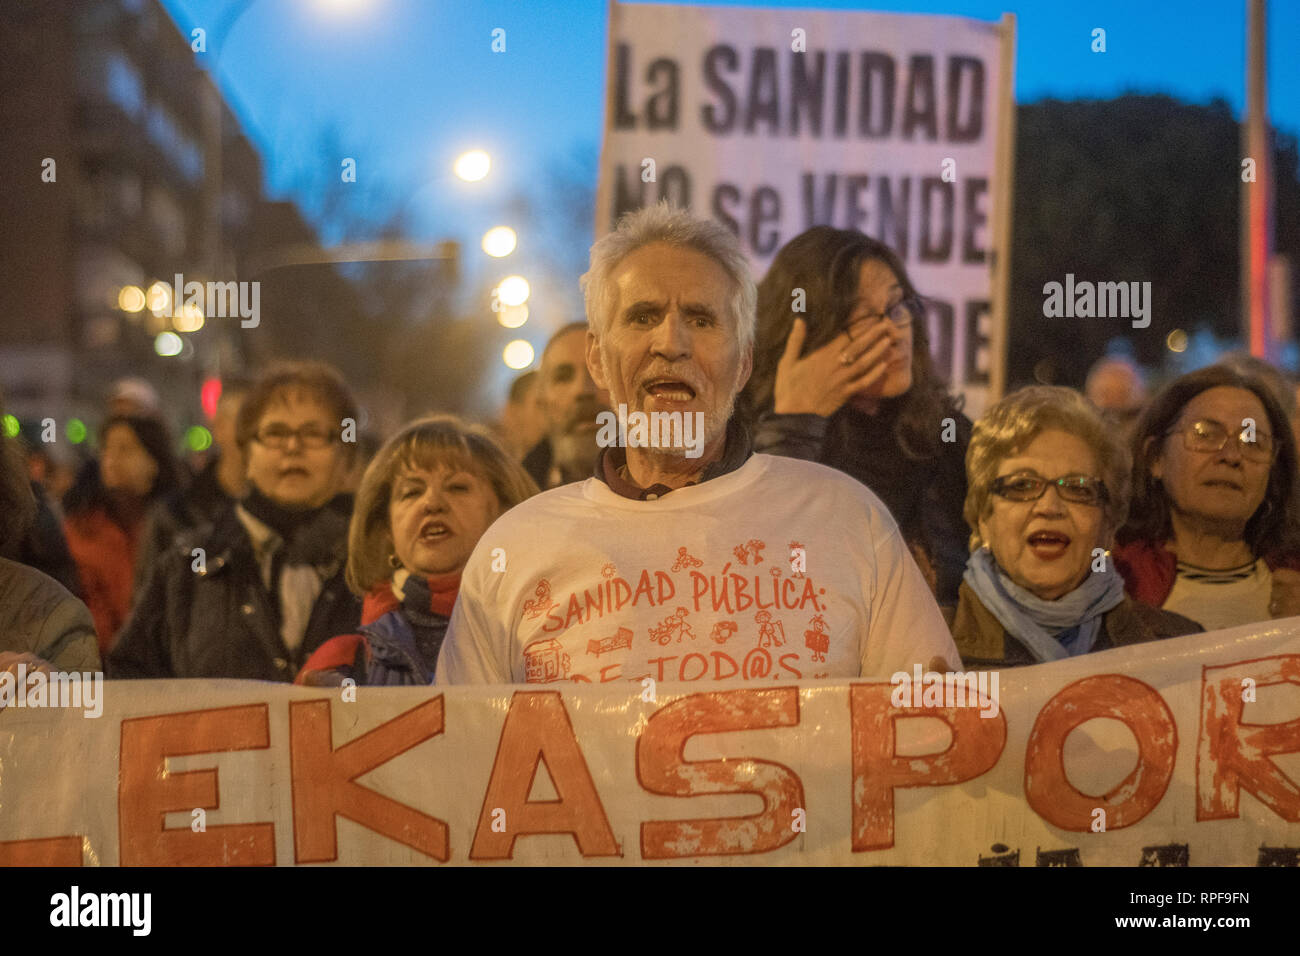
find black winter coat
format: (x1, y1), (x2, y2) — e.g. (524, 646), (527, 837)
(108, 505), (362, 681)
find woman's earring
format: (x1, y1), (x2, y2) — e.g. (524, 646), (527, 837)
(388, 553), (402, 570)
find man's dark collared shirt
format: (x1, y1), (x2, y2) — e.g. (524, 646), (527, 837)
(593, 415), (753, 500)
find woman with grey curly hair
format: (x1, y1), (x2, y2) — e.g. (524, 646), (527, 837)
(951, 386), (1199, 668)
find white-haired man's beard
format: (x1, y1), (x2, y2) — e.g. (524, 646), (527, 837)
(600, 343), (739, 460)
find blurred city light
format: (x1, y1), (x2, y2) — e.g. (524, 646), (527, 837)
(454, 149), (491, 182)
(154, 331), (183, 356)
(497, 275), (530, 307)
(1166, 329), (1189, 352)
(174, 302), (205, 332)
(2, 414), (19, 438)
(118, 285), (146, 313)
(502, 339), (535, 369)
(481, 226), (517, 258)
(185, 425), (214, 452)
(66, 419), (87, 444)
(201, 378), (223, 419)
(497, 303), (528, 329)
(146, 281), (172, 317)
(311, 0), (372, 15)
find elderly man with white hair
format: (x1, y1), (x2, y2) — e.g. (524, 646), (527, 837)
(437, 203), (958, 686)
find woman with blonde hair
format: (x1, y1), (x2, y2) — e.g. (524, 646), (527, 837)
(297, 415), (538, 686)
(952, 386), (1199, 668)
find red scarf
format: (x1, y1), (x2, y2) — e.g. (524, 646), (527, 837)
(360, 572), (461, 625)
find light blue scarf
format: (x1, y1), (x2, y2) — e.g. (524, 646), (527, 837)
(963, 546), (1126, 663)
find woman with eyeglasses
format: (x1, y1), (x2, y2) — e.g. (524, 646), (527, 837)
(951, 386), (1200, 668)
(742, 227), (971, 606)
(108, 361), (364, 680)
(1114, 364), (1300, 630)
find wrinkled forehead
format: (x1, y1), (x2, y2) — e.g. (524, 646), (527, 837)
(610, 243), (736, 314)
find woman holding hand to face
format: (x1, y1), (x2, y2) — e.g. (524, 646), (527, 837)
(297, 416), (537, 687)
(952, 387), (1199, 668)
(743, 227), (970, 606)
(1115, 365), (1300, 630)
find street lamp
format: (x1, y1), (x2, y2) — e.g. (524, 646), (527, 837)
(481, 226), (516, 257)
(502, 339), (535, 369)
(454, 150), (491, 183)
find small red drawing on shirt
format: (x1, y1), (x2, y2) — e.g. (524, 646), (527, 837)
(789, 541), (806, 577)
(755, 608), (785, 648)
(522, 578), (557, 620)
(732, 538), (766, 565)
(670, 546), (703, 572)
(804, 613), (829, 662)
(523, 637), (570, 683)
(587, 626), (634, 657)
(709, 619), (739, 644)
(649, 606), (694, 645)
(601, 563), (617, 579)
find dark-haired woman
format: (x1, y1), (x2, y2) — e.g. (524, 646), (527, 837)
(0, 405), (99, 673)
(743, 226), (971, 606)
(63, 415), (181, 653)
(1115, 364), (1300, 630)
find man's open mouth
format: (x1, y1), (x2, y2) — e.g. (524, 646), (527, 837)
(643, 378), (697, 402)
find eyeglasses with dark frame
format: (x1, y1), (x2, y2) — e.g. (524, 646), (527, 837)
(253, 423), (338, 450)
(1165, 418), (1275, 463)
(851, 297), (916, 329)
(990, 472), (1110, 506)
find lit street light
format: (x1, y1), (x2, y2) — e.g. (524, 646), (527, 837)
(497, 304), (528, 329)
(155, 332), (184, 357)
(497, 275), (530, 307)
(502, 339), (535, 369)
(454, 149), (491, 182)
(118, 285), (146, 313)
(481, 226), (517, 258)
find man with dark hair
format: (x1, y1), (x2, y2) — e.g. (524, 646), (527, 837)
(498, 369), (546, 460)
(521, 322), (612, 489)
(110, 361), (362, 680)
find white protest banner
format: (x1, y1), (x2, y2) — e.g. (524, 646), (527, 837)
(595, 1), (1015, 415)
(1, 623), (1297, 866)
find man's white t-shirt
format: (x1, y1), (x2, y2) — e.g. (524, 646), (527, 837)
(435, 454), (960, 686)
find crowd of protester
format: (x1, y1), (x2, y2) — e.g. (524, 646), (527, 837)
(3, 204), (1299, 687)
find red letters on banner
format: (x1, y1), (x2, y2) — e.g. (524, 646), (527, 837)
(118, 704), (275, 865)
(1024, 675), (1177, 830)
(469, 691), (620, 859)
(849, 683), (1007, 851)
(637, 687), (803, 858)
(289, 697), (449, 862)
(1197, 654), (1300, 822)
